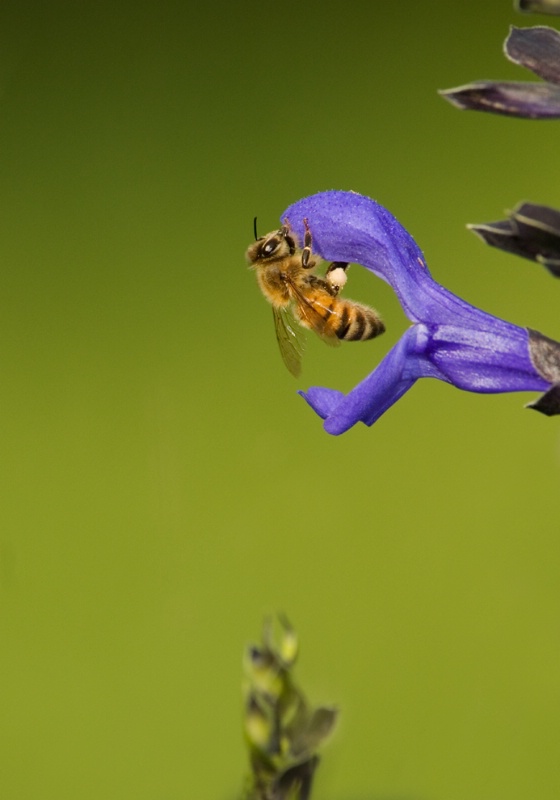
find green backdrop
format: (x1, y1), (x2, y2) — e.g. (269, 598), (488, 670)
(0, 1), (559, 798)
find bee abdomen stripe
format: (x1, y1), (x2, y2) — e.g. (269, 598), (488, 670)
(324, 298), (336, 320)
(366, 316), (386, 339)
(344, 309), (367, 341)
(336, 305), (351, 339)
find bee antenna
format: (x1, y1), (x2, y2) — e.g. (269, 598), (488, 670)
(253, 216), (258, 241)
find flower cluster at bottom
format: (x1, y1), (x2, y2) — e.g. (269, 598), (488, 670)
(242, 617), (337, 800)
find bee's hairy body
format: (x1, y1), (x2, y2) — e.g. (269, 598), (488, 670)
(256, 258), (383, 341)
(246, 220), (385, 375)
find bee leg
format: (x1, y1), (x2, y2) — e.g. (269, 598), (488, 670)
(301, 218), (313, 269)
(326, 262), (349, 295)
(281, 220), (297, 256)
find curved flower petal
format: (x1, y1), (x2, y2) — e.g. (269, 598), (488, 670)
(284, 191), (508, 330)
(284, 191), (429, 322)
(279, 191), (557, 434)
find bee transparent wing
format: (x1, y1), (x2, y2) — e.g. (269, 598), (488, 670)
(273, 306), (305, 377)
(284, 276), (341, 348)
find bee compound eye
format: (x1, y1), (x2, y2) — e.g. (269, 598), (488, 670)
(262, 239), (279, 257)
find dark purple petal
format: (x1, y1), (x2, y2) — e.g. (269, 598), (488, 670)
(439, 80), (560, 118)
(469, 202), (560, 276)
(527, 383), (560, 415)
(512, 203), (560, 275)
(506, 26), (560, 84)
(517, 0), (560, 14)
(468, 220), (533, 258)
(283, 191), (509, 330)
(514, 202), (560, 237)
(528, 328), (560, 382)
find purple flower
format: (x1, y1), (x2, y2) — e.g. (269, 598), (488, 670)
(440, 26), (560, 119)
(282, 191), (560, 435)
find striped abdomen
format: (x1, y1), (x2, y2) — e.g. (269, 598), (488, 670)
(294, 289), (385, 342)
(329, 298), (385, 341)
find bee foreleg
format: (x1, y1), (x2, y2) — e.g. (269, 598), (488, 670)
(301, 217), (313, 269)
(326, 262), (349, 295)
(281, 221), (297, 256)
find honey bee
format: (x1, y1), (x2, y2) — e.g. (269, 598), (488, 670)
(246, 218), (385, 376)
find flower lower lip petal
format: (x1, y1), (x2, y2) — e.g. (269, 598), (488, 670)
(298, 387), (344, 421)
(300, 328), (424, 435)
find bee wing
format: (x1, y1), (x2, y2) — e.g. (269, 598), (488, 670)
(273, 306), (305, 377)
(284, 276), (341, 348)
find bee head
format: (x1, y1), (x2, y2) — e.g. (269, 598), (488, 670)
(245, 225), (296, 265)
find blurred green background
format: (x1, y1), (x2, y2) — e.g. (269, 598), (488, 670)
(0, 1), (559, 798)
